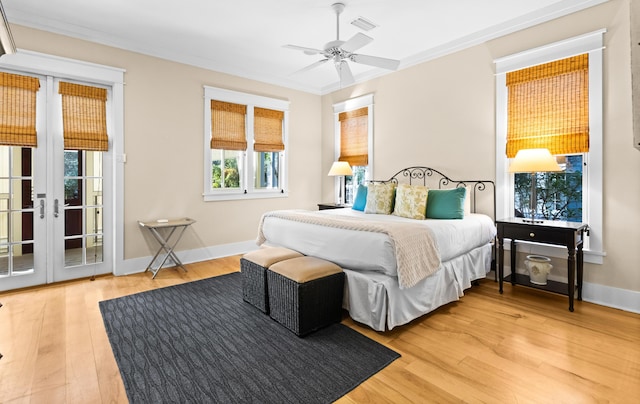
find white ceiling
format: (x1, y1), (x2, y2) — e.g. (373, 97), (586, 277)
(3, 0), (607, 95)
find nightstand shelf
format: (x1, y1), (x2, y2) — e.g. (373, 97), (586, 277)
(504, 273), (567, 296)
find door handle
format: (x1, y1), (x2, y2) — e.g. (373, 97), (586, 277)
(39, 199), (45, 219)
(54, 199), (59, 218)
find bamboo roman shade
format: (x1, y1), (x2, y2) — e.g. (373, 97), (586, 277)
(0, 72), (40, 147)
(59, 82), (108, 151)
(338, 107), (368, 166)
(210, 100), (247, 151)
(506, 53), (589, 158)
(254, 107), (284, 152)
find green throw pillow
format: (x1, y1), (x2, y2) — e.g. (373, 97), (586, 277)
(426, 188), (466, 219)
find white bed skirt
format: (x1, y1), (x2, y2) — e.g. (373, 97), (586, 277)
(343, 243), (492, 331)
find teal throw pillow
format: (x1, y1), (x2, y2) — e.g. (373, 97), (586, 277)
(352, 184), (368, 211)
(426, 188), (466, 219)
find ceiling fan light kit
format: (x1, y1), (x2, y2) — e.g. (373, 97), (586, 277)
(285, 2), (400, 87)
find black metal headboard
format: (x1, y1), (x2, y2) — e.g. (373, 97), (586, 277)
(370, 166), (496, 220)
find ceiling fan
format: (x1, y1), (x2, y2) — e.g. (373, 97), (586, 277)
(284, 2), (400, 86)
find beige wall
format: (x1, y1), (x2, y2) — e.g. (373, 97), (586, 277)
(9, 0), (639, 293)
(321, 0), (640, 292)
(11, 25), (322, 261)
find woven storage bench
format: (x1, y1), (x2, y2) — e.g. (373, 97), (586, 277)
(267, 256), (344, 337)
(240, 247), (303, 313)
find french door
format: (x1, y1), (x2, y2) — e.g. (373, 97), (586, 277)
(0, 75), (112, 291)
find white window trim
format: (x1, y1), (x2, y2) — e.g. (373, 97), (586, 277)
(494, 29), (606, 264)
(332, 94), (374, 204)
(203, 86), (289, 201)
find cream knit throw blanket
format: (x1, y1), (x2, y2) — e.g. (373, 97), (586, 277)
(257, 210), (442, 289)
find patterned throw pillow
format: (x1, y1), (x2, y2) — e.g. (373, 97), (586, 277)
(392, 183), (429, 220)
(364, 182), (396, 214)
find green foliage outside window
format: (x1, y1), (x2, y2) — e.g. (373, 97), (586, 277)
(64, 151), (79, 200)
(212, 158), (240, 188)
(514, 155), (583, 222)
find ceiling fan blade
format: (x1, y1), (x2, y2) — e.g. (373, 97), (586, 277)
(291, 59), (329, 75)
(283, 44), (324, 55)
(341, 33), (373, 53)
(350, 53), (400, 70)
(336, 60), (355, 86)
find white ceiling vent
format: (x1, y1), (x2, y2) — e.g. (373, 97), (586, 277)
(350, 16), (378, 31)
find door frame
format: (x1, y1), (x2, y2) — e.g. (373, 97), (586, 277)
(0, 49), (125, 285)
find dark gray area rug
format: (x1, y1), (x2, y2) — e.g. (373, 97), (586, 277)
(99, 272), (400, 403)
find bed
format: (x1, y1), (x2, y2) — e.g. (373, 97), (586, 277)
(257, 166), (496, 331)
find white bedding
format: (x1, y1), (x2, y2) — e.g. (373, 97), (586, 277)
(258, 207), (497, 331)
(260, 209), (496, 277)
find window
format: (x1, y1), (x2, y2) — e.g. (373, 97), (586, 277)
(495, 30), (605, 263)
(507, 53), (588, 223)
(333, 94), (374, 205)
(514, 154), (583, 222)
(203, 86), (289, 201)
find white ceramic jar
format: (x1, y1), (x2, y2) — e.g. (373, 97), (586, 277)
(524, 255), (553, 285)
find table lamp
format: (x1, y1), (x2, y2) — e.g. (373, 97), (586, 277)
(328, 161), (353, 205)
(508, 148), (562, 223)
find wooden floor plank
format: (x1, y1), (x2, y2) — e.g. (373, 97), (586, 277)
(0, 259), (639, 403)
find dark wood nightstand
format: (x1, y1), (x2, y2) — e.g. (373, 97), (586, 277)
(497, 217), (588, 312)
(317, 203), (346, 210)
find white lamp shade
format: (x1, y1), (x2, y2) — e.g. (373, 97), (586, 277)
(508, 148), (562, 173)
(328, 161), (353, 176)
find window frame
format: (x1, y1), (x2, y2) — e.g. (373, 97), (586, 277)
(495, 29), (605, 264)
(203, 86), (289, 201)
(332, 94), (374, 205)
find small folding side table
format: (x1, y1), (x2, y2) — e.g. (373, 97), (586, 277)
(138, 217), (196, 279)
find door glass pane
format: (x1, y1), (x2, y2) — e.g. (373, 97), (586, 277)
(11, 178), (33, 209)
(0, 146), (35, 278)
(0, 245), (7, 276)
(12, 244), (34, 274)
(85, 179), (102, 205)
(11, 211), (33, 242)
(86, 207), (101, 235)
(64, 237), (84, 267)
(86, 151), (102, 177)
(0, 211), (7, 252)
(65, 208), (83, 237)
(64, 150), (104, 268)
(87, 235), (103, 264)
(64, 150), (80, 176)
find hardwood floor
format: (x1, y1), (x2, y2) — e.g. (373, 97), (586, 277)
(1, 256), (638, 403)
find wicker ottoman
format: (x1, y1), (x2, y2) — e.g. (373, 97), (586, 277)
(267, 256), (344, 337)
(240, 247), (303, 313)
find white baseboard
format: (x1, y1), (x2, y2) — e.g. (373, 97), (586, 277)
(582, 282), (640, 314)
(118, 247), (640, 315)
(116, 240), (258, 276)
(488, 268), (640, 315)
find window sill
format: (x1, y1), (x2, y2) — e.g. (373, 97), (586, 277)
(504, 240), (605, 265)
(203, 190), (288, 202)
